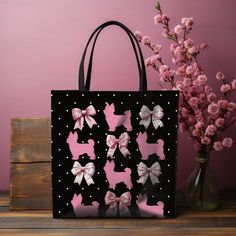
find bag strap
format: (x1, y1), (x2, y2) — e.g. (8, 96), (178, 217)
(78, 21), (147, 91)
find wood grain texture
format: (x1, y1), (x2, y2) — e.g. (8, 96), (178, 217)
(10, 118), (51, 163)
(10, 163), (51, 210)
(10, 118), (51, 210)
(1, 190), (236, 236)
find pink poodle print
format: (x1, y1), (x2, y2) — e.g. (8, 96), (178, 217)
(67, 132), (95, 160)
(71, 193), (99, 217)
(103, 102), (132, 131)
(104, 160), (132, 189)
(136, 132), (165, 160)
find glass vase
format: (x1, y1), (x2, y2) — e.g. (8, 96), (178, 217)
(183, 154), (219, 211)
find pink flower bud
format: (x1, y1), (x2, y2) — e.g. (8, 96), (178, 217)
(134, 31), (143, 42)
(207, 102), (219, 115)
(216, 72), (225, 80)
(222, 138), (233, 148)
(205, 124), (217, 136)
(201, 136), (211, 145)
(215, 118), (225, 128)
(174, 25), (183, 34)
(213, 141), (223, 151)
(220, 84), (231, 93)
(231, 79), (236, 90)
(142, 36), (151, 45)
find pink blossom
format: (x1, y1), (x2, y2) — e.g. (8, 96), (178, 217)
(195, 121), (204, 130)
(134, 31), (142, 42)
(215, 118), (225, 128)
(188, 46), (199, 54)
(189, 97), (198, 108)
(207, 102), (219, 115)
(174, 25), (183, 34)
(186, 65), (194, 75)
(200, 43), (209, 50)
(153, 44), (162, 53)
(222, 138), (233, 148)
(183, 77), (192, 86)
(197, 75), (208, 83)
(231, 79), (236, 90)
(207, 93), (216, 102)
(213, 141), (223, 151)
(154, 14), (163, 24)
(184, 38), (194, 48)
(181, 17), (194, 27)
(221, 84), (231, 93)
(201, 136), (211, 145)
(162, 29), (169, 38)
(192, 129), (200, 137)
(205, 124), (217, 136)
(216, 72), (225, 80)
(142, 36), (151, 45)
(204, 85), (213, 94)
(227, 102), (236, 111)
(218, 99), (229, 109)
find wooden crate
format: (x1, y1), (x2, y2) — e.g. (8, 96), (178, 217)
(10, 118), (52, 210)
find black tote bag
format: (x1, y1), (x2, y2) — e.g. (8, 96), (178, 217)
(51, 21), (179, 218)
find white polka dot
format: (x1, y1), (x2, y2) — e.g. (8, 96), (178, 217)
(121, 102), (123, 104)
(66, 125), (69, 128)
(175, 93), (178, 96)
(175, 109), (178, 112)
(105, 148), (108, 151)
(97, 187), (100, 190)
(51, 172), (53, 175)
(97, 109), (100, 112)
(175, 125), (178, 128)
(129, 94), (131, 96)
(66, 156), (69, 159)
(160, 187), (162, 190)
(168, 211), (170, 213)
(66, 110), (69, 112)
(58, 117), (61, 120)
(97, 172), (100, 174)
(175, 140), (178, 143)
(51, 94), (53, 97)
(97, 141), (100, 143)
(167, 101), (170, 104)
(168, 195), (170, 198)
(136, 102), (139, 104)
(90, 102), (92, 104)
(58, 102), (61, 104)
(82, 94), (84, 96)
(167, 133), (170, 135)
(90, 133), (92, 135)
(51, 125), (53, 127)
(168, 179), (170, 182)
(136, 117), (139, 120)
(113, 94), (116, 97)
(66, 203), (69, 205)
(97, 156), (100, 159)
(152, 195), (155, 198)
(160, 94), (162, 96)
(97, 94), (100, 97)
(90, 195), (92, 198)
(82, 187), (84, 190)
(152, 133), (155, 136)
(58, 211), (61, 213)
(58, 195), (61, 198)
(51, 141), (53, 143)
(58, 164), (61, 166)
(144, 94), (147, 96)
(66, 187), (69, 190)
(136, 148), (139, 151)
(168, 117), (170, 120)
(167, 148), (170, 151)
(105, 180), (108, 182)
(51, 110), (53, 112)
(66, 94), (69, 96)
(66, 172), (69, 175)
(167, 164), (170, 167)
(74, 102), (76, 104)
(51, 156), (53, 159)
(81, 156), (84, 159)
(152, 102), (155, 104)
(121, 164), (123, 167)
(81, 141), (84, 143)
(58, 180), (61, 182)
(58, 149), (61, 151)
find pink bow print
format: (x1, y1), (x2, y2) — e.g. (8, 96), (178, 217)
(105, 191), (131, 217)
(106, 132), (131, 158)
(72, 105), (97, 130)
(137, 162), (161, 185)
(139, 105), (164, 129)
(71, 161), (95, 186)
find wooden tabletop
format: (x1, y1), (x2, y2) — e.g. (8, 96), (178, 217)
(0, 190), (236, 236)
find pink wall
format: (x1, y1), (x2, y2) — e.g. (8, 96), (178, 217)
(0, 0), (236, 190)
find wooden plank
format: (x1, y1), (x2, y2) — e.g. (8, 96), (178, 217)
(10, 163), (51, 210)
(10, 118), (51, 163)
(0, 228), (236, 236)
(0, 191), (9, 207)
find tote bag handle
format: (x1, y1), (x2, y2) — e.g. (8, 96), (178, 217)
(78, 21), (147, 91)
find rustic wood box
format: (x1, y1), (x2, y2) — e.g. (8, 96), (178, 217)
(10, 118), (51, 210)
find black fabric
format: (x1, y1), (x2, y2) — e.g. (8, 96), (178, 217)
(51, 91), (179, 218)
